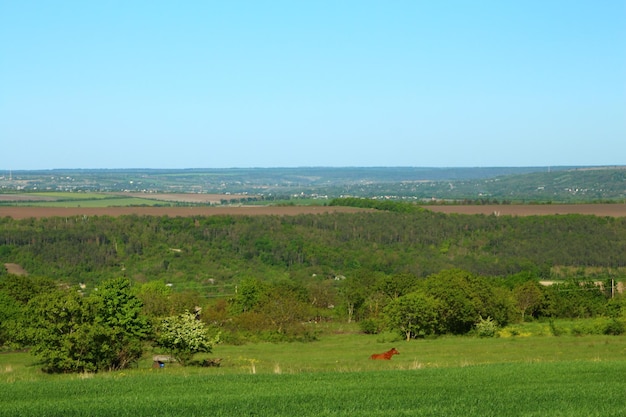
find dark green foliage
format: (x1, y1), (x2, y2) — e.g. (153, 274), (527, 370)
(23, 278), (151, 373)
(90, 277), (152, 369)
(25, 290), (101, 372)
(358, 318), (382, 334)
(417, 270), (514, 334)
(225, 279), (315, 342)
(603, 319), (625, 335)
(540, 280), (608, 318)
(0, 291), (22, 346)
(135, 280), (173, 317)
(385, 291), (441, 340)
(2, 211), (626, 284)
(0, 275), (56, 304)
(329, 197), (425, 213)
(229, 278), (267, 314)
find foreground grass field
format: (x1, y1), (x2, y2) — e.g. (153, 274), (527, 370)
(1, 361), (624, 417)
(1, 332), (625, 416)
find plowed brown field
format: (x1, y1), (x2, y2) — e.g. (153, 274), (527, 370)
(0, 206), (370, 219)
(0, 204), (624, 219)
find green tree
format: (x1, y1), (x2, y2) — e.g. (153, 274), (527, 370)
(376, 273), (417, 300)
(0, 275), (56, 304)
(135, 280), (173, 318)
(385, 291), (440, 341)
(420, 269), (512, 334)
(257, 287), (311, 335)
(229, 278), (267, 314)
(25, 290), (101, 372)
(513, 281), (543, 321)
(337, 271), (378, 323)
(24, 278), (151, 373)
(540, 280), (608, 318)
(156, 311), (218, 366)
(0, 291), (22, 346)
(90, 277), (152, 370)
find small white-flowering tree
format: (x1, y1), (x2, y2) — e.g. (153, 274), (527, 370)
(156, 311), (219, 366)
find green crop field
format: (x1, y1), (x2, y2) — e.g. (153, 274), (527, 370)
(1, 362), (624, 417)
(24, 197), (164, 207)
(28, 192), (112, 200)
(1, 331), (625, 416)
(0, 192), (168, 207)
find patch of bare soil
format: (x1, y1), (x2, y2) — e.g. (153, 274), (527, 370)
(4, 263), (28, 276)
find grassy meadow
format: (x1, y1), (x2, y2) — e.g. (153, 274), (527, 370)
(1, 326), (626, 416)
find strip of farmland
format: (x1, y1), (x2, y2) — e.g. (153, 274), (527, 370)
(0, 206), (369, 219)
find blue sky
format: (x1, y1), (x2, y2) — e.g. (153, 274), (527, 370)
(1, 1), (624, 169)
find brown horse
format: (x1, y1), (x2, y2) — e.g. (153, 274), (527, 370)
(370, 347), (399, 360)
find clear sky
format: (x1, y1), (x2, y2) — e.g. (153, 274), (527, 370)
(1, 1), (624, 169)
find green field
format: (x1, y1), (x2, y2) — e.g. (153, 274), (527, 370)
(25, 197), (164, 207)
(1, 362), (624, 417)
(1, 331), (625, 416)
(0, 192), (166, 207)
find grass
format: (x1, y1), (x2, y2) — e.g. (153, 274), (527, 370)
(1, 331), (626, 416)
(192, 332), (626, 374)
(0, 361), (624, 416)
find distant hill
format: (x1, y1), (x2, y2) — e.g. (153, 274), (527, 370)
(462, 166), (626, 202)
(0, 166), (624, 203)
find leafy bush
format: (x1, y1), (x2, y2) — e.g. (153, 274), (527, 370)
(156, 311), (219, 366)
(571, 317), (626, 336)
(359, 318), (382, 334)
(603, 319), (625, 335)
(546, 319), (559, 336)
(475, 316), (498, 338)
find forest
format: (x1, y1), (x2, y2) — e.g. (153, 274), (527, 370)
(1, 200), (625, 371)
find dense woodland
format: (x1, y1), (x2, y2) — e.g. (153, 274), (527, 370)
(2, 202), (625, 283)
(1, 200), (626, 371)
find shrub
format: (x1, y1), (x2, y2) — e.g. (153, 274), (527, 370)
(549, 319), (563, 336)
(604, 319), (625, 335)
(156, 311), (219, 366)
(475, 316), (498, 338)
(359, 318), (381, 334)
